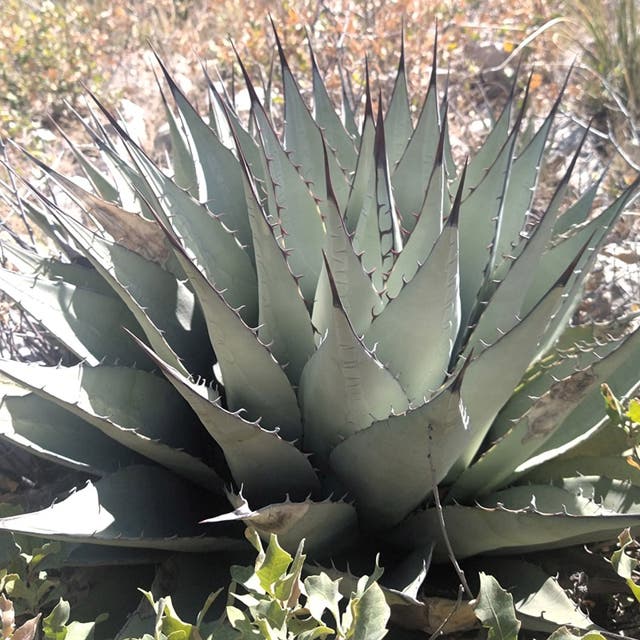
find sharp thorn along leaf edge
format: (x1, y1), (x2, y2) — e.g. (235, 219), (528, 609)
(0, 26), (639, 638)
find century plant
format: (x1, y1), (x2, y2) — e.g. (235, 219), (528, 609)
(0, 27), (639, 637)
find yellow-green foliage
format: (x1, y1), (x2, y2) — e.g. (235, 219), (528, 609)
(0, 0), (107, 138)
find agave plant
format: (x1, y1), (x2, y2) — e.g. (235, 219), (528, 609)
(0, 28), (639, 637)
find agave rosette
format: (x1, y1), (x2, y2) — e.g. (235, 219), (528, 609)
(0, 30), (639, 635)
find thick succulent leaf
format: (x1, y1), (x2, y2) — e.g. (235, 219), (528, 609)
(344, 82), (376, 235)
(240, 63), (325, 304)
(553, 171), (605, 236)
(0, 466), (243, 551)
(87, 126), (175, 225)
(156, 59), (255, 252)
(39, 204), (208, 377)
(522, 177), (640, 318)
(479, 560), (597, 632)
(457, 115), (520, 333)
(159, 220), (303, 440)
(51, 543), (167, 567)
(312, 148), (382, 337)
(0, 266), (143, 368)
(492, 77), (566, 273)
(561, 475), (640, 513)
(118, 138), (259, 326)
(272, 23), (349, 209)
(201, 74), (228, 141)
(0, 183), (74, 257)
(340, 71), (360, 141)
(131, 338), (320, 505)
(488, 331), (623, 443)
(157, 79), (198, 195)
(57, 126), (120, 204)
(521, 455), (640, 487)
(207, 80), (267, 190)
(391, 48), (439, 231)
(365, 182), (460, 402)
(450, 272), (566, 476)
(355, 105), (403, 290)
(20, 149), (171, 266)
(464, 133), (585, 353)
(300, 261), (409, 462)
(204, 492), (358, 555)
(518, 328), (640, 474)
(386, 123), (447, 298)
(237, 144), (315, 384)
(330, 369), (468, 527)
(456, 87), (513, 197)
(0, 361), (223, 491)
(449, 326), (640, 500)
(384, 37), (413, 171)
(538, 185), (640, 357)
(389, 481), (640, 560)
(0, 392), (145, 475)
(309, 41), (357, 174)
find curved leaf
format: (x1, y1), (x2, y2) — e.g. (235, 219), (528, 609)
(389, 481), (640, 560)
(240, 60), (325, 304)
(40, 205), (208, 378)
(204, 492), (358, 555)
(312, 144), (382, 337)
(132, 338), (320, 505)
(0, 361), (222, 491)
(160, 219), (303, 439)
(0, 266), (143, 368)
(300, 261), (408, 462)
(452, 326), (640, 498)
(391, 48), (439, 230)
(330, 370), (468, 527)
(238, 144), (315, 384)
(0, 392), (145, 475)
(384, 36), (413, 172)
(450, 271), (566, 476)
(386, 123), (447, 298)
(309, 40), (357, 174)
(0, 466), (243, 551)
(365, 184), (460, 402)
(155, 56), (254, 252)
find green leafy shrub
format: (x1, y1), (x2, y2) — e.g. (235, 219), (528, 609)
(0, 0), (108, 138)
(126, 529), (390, 640)
(475, 574), (616, 640)
(0, 28), (639, 637)
(0, 505), (63, 619)
(610, 528), (640, 603)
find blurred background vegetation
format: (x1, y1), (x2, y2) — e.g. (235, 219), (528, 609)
(0, 1), (569, 138)
(1, 0), (638, 163)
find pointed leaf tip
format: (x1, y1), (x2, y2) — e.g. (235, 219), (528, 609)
(373, 96), (387, 168)
(364, 59), (374, 121)
(428, 26), (439, 90)
(269, 15), (288, 70)
(230, 41), (261, 106)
